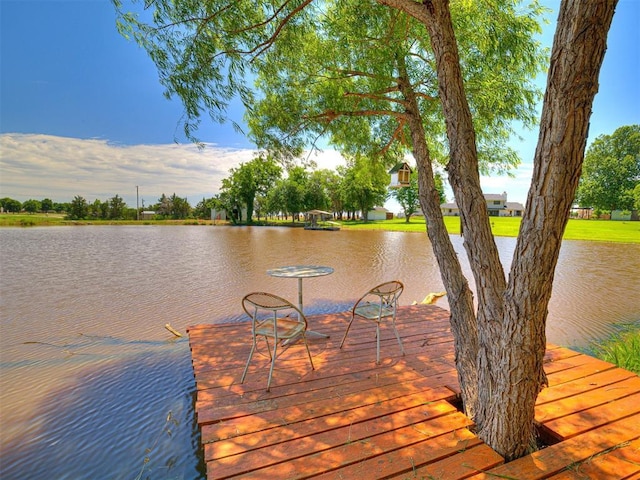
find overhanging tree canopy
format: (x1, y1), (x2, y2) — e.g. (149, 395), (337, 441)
(115, 0), (618, 461)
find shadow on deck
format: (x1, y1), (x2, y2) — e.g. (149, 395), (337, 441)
(188, 304), (640, 479)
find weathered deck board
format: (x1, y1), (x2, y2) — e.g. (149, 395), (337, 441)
(467, 414), (640, 480)
(188, 304), (640, 479)
(545, 438), (640, 479)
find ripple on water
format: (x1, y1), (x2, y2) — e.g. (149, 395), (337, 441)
(1, 344), (205, 480)
(1, 226), (638, 479)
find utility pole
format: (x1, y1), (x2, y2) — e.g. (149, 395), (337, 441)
(136, 186), (139, 221)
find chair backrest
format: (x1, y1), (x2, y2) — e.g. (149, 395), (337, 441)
(368, 280), (404, 306)
(242, 292), (308, 330)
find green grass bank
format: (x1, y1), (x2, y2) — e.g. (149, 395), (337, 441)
(2, 213), (639, 244)
(0, 214), (212, 227)
(340, 216), (640, 244)
(588, 325), (640, 375)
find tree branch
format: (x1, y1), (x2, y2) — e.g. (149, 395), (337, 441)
(343, 91), (408, 107)
(384, 119), (410, 152)
(247, 0), (316, 61)
(307, 108), (409, 123)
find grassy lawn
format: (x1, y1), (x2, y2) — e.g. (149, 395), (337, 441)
(2, 213), (639, 244)
(0, 214), (213, 227)
(341, 216), (640, 244)
(0, 213), (70, 226)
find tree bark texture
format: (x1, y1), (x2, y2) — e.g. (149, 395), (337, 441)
(396, 57), (479, 419)
(487, 0), (618, 460)
(402, 0), (508, 314)
(404, 0), (511, 443)
(380, 0), (617, 461)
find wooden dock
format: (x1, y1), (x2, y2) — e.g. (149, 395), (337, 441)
(188, 304), (640, 479)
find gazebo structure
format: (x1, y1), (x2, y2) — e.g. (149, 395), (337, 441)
(304, 210), (339, 230)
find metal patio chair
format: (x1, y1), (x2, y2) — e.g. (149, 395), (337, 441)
(240, 292), (315, 391)
(339, 280), (405, 364)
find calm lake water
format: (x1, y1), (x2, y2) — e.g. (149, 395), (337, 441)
(1, 225), (639, 479)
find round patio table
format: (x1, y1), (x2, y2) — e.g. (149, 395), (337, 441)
(267, 265), (334, 339)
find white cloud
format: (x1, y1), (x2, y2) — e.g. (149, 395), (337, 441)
(0, 134), (338, 206)
(1, 133), (534, 211)
(305, 149), (347, 171)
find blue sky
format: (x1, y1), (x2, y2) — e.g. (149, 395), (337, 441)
(1, 0), (639, 209)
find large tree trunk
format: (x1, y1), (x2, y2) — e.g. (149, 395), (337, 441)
(483, 0), (618, 459)
(410, 1), (510, 450)
(381, 0), (617, 460)
(396, 57), (479, 420)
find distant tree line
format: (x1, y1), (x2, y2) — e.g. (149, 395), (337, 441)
(218, 153), (386, 224)
(575, 125), (640, 215)
(1, 197), (64, 215)
(0, 153), (442, 224)
(4, 123), (636, 223)
(0, 193), (213, 220)
(214, 152), (442, 225)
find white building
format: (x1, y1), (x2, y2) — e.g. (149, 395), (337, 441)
(367, 206), (391, 220)
(441, 192), (525, 217)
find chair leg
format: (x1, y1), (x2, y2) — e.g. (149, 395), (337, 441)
(266, 335), (279, 392)
(392, 316), (405, 356)
(392, 324), (405, 356)
(241, 339), (257, 384)
(339, 315), (356, 349)
(376, 323), (381, 364)
(264, 337), (272, 360)
(301, 334), (315, 371)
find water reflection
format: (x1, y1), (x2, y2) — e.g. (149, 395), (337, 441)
(0, 225), (638, 479)
(1, 343), (204, 480)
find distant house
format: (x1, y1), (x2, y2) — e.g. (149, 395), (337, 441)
(611, 210), (635, 221)
(504, 202), (525, 217)
(212, 206), (246, 223)
(441, 192), (524, 217)
(395, 207), (424, 219)
(367, 206), (391, 221)
(484, 193), (508, 216)
(440, 202), (460, 216)
(388, 162), (413, 188)
(571, 206), (593, 219)
(140, 210), (156, 220)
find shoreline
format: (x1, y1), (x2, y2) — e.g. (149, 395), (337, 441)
(2, 213), (639, 244)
